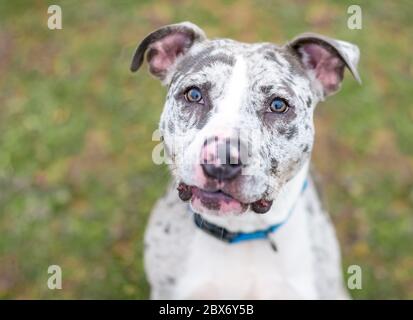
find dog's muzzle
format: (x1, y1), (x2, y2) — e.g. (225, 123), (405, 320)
(177, 135), (273, 214)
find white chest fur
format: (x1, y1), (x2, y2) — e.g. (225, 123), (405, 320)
(173, 198), (318, 299)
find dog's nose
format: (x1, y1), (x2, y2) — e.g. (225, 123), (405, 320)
(201, 162), (242, 181)
(201, 137), (242, 181)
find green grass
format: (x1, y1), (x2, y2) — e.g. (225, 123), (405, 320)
(0, 0), (412, 299)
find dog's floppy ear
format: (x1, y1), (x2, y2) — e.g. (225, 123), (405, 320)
(130, 21), (206, 82)
(287, 33), (361, 98)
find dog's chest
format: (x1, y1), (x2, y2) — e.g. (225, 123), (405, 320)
(144, 180), (345, 299)
(172, 200), (318, 299)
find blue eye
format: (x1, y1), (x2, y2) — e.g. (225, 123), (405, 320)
(185, 87), (203, 103)
(269, 98), (289, 113)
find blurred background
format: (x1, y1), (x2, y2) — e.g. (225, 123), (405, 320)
(0, 0), (412, 299)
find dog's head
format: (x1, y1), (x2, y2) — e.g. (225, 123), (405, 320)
(131, 22), (360, 216)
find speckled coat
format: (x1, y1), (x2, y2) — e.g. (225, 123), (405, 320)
(131, 22), (361, 299)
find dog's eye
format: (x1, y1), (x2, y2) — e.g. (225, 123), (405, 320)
(269, 98), (289, 113)
(184, 87), (203, 103)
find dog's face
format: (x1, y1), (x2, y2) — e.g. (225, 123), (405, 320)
(131, 22), (360, 216)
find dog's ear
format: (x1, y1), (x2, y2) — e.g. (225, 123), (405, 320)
(130, 21), (206, 82)
(287, 33), (361, 98)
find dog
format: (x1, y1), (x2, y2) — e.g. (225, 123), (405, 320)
(130, 22), (360, 299)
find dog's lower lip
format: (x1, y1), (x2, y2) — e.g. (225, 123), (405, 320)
(177, 183), (272, 214)
(193, 187), (240, 202)
(191, 186), (248, 214)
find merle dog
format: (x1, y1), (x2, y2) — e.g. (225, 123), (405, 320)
(131, 22), (360, 299)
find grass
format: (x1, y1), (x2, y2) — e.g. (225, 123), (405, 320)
(0, 0), (412, 299)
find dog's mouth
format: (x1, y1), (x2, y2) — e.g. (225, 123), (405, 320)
(177, 183), (273, 215)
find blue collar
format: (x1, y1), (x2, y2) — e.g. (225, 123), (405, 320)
(192, 179), (308, 246)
